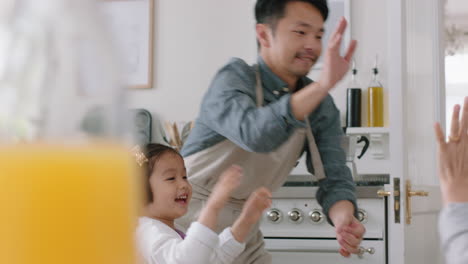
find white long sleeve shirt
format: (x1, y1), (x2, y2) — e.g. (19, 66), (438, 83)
(439, 203), (468, 264)
(136, 217), (245, 264)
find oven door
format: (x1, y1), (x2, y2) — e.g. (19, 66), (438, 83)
(264, 238), (385, 264)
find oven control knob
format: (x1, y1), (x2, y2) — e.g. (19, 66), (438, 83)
(288, 209), (303, 223)
(308, 210), (324, 223)
(266, 209), (282, 223)
(357, 209), (368, 223)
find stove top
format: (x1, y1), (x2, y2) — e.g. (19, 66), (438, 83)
(283, 174), (389, 187)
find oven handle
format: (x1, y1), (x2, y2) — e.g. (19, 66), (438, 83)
(268, 247), (376, 258)
(267, 249), (340, 253)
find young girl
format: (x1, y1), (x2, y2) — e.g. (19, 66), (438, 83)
(133, 143), (271, 264)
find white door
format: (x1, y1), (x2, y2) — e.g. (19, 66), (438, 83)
(386, 0), (444, 263)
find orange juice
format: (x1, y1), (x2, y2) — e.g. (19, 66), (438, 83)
(0, 144), (141, 264)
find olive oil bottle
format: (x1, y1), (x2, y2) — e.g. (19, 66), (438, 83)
(367, 56), (384, 127)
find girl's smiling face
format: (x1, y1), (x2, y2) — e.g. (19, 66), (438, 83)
(147, 152), (192, 226)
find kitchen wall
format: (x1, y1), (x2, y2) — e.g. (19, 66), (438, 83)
(127, 0), (389, 141)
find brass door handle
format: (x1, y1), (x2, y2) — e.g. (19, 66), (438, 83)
(377, 190), (391, 197)
(408, 191), (429, 197)
(406, 180), (429, 224)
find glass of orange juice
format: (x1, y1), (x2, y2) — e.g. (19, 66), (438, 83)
(0, 1), (141, 263)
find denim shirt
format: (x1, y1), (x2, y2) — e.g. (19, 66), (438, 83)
(181, 57), (357, 221)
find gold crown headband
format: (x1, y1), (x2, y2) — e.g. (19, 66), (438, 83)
(131, 145), (149, 167)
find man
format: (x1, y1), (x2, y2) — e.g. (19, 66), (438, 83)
(435, 97), (468, 264)
(178, 0), (365, 263)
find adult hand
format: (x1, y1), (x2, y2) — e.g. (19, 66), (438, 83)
(336, 216), (366, 257)
(434, 97), (468, 205)
(329, 200), (366, 257)
(317, 17), (357, 91)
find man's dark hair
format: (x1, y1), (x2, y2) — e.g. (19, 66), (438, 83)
(255, 0), (329, 29)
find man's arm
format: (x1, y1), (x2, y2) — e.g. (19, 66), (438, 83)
(199, 59), (307, 153)
(306, 95), (358, 221)
(306, 95), (365, 257)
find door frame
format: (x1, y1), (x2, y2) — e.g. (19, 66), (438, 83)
(386, 0), (445, 263)
(386, 0), (407, 262)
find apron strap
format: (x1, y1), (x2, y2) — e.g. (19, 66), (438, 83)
(254, 64), (326, 180)
(305, 117), (326, 180)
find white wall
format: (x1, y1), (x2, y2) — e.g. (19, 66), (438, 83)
(126, 0), (389, 140)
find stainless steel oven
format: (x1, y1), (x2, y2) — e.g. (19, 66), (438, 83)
(259, 186), (387, 264)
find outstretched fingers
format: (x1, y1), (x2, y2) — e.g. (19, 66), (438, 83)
(328, 17), (347, 52)
(449, 104), (461, 142)
(344, 39), (357, 63)
(434, 122), (446, 147)
(460, 97), (468, 137)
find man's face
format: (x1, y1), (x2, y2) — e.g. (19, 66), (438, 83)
(263, 1), (325, 78)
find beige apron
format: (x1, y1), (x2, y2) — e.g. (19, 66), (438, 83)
(177, 66), (326, 264)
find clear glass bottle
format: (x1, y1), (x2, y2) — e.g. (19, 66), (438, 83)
(346, 60), (362, 127)
(367, 56), (384, 127)
(0, 1), (139, 263)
